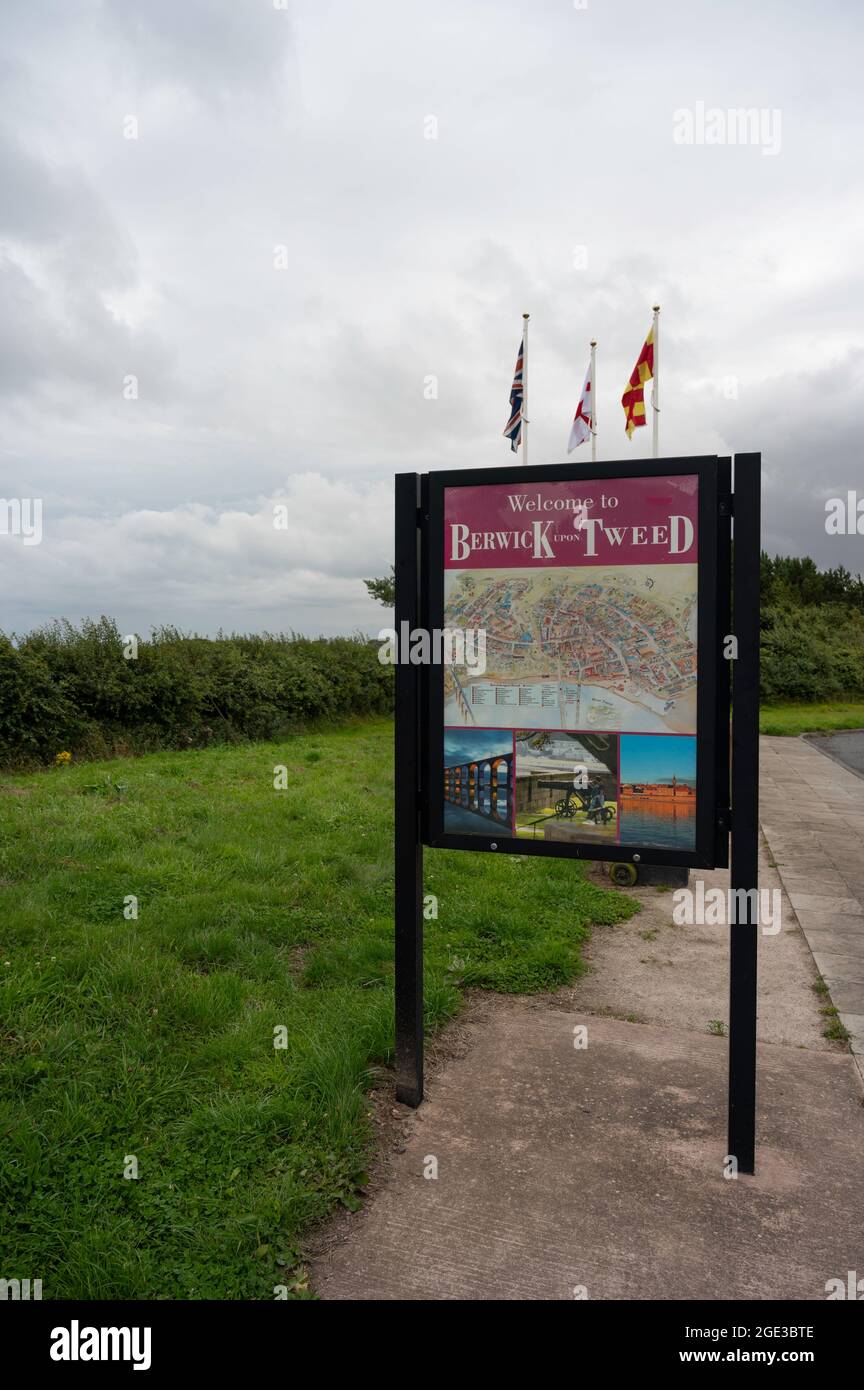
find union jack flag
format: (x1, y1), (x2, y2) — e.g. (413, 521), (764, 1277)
(503, 338), (524, 451)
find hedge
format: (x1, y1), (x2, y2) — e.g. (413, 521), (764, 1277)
(3, 591), (864, 767)
(0, 619), (393, 768)
(759, 603), (864, 704)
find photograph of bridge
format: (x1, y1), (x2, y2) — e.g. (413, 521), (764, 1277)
(443, 728), (514, 836)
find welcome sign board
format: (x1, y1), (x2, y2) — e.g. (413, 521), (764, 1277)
(397, 453), (758, 1170)
(421, 457), (729, 869)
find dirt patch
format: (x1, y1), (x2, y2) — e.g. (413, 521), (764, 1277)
(287, 944), (312, 978)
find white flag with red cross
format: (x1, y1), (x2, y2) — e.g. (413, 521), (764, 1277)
(567, 359), (593, 452)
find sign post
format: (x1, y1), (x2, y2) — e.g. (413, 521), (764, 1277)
(394, 453), (761, 1163)
(728, 453), (761, 1173)
(394, 472), (424, 1106)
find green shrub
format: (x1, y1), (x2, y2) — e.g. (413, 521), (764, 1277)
(760, 603), (864, 703)
(0, 620), (392, 768)
(5, 545), (864, 767)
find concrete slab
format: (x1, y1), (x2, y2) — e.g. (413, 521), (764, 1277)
(840, 1013), (864, 1056)
(780, 876), (854, 897)
(767, 857), (828, 872)
(793, 914), (864, 937)
(821, 981), (864, 1014)
(758, 735), (864, 1081)
(810, 951), (864, 986)
(313, 1010), (864, 1301)
(789, 894), (863, 915)
(805, 934), (864, 968)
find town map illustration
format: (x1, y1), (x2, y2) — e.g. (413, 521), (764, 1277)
(443, 564), (697, 734)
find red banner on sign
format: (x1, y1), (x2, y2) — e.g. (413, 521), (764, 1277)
(444, 474), (698, 569)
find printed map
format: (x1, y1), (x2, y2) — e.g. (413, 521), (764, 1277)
(444, 564), (697, 734)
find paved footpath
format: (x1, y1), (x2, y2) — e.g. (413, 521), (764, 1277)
(312, 735), (864, 1301)
(761, 733), (864, 1070)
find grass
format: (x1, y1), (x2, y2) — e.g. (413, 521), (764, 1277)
(0, 717), (635, 1299)
(760, 701), (864, 736)
(819, 1003), (852, 1044)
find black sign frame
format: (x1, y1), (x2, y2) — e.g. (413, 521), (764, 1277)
(394, 452), (759, 1176)
(421, 455), (729, 870)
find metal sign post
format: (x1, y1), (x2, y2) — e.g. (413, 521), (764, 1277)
(727, 453), (761, 1174)
(394, 472), (424, 1106)
(394, 453), (761, 1165)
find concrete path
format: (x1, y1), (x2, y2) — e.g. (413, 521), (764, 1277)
(761, 734), (864, 1068)
(572, 852), (829, 1051)
(312, 734), (864, 1300)
(314, 1009), (863, 1300)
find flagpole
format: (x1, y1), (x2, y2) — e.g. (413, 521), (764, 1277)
(522, 312), (529, 465)
(652, 304), (660, 458)
(590, 339), (597, 463)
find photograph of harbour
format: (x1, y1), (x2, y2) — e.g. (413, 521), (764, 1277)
(442, 728), (514, 836)
(617, 734), (697, 851)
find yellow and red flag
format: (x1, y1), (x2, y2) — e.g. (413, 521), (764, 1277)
(621, 326), (654, 438)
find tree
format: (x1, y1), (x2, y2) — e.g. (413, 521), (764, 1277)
(363, 566), (395, 608)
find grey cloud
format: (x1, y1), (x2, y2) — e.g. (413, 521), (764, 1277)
(0, 128), (176, 410)
(0, 474), (393, 638)
(1, 0), (863, 635)
(101, 0), (295, 102)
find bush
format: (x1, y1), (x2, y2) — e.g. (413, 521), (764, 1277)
(760, 603), (864, 703)
(5, 546), (864, 766)
(0, 620), (392, 768)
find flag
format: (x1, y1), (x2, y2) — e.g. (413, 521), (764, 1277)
(503, 338), (524, 451)
(567, 360), (593, 452)
(621, 325), (654, 438)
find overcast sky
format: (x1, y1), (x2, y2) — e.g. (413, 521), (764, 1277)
(1, 0), (862, 638)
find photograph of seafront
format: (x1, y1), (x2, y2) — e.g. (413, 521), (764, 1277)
(617, 734), (697, 851)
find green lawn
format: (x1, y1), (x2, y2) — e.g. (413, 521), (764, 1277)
(760, 701), (864, 736)
(0, 717), (634, 1299)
